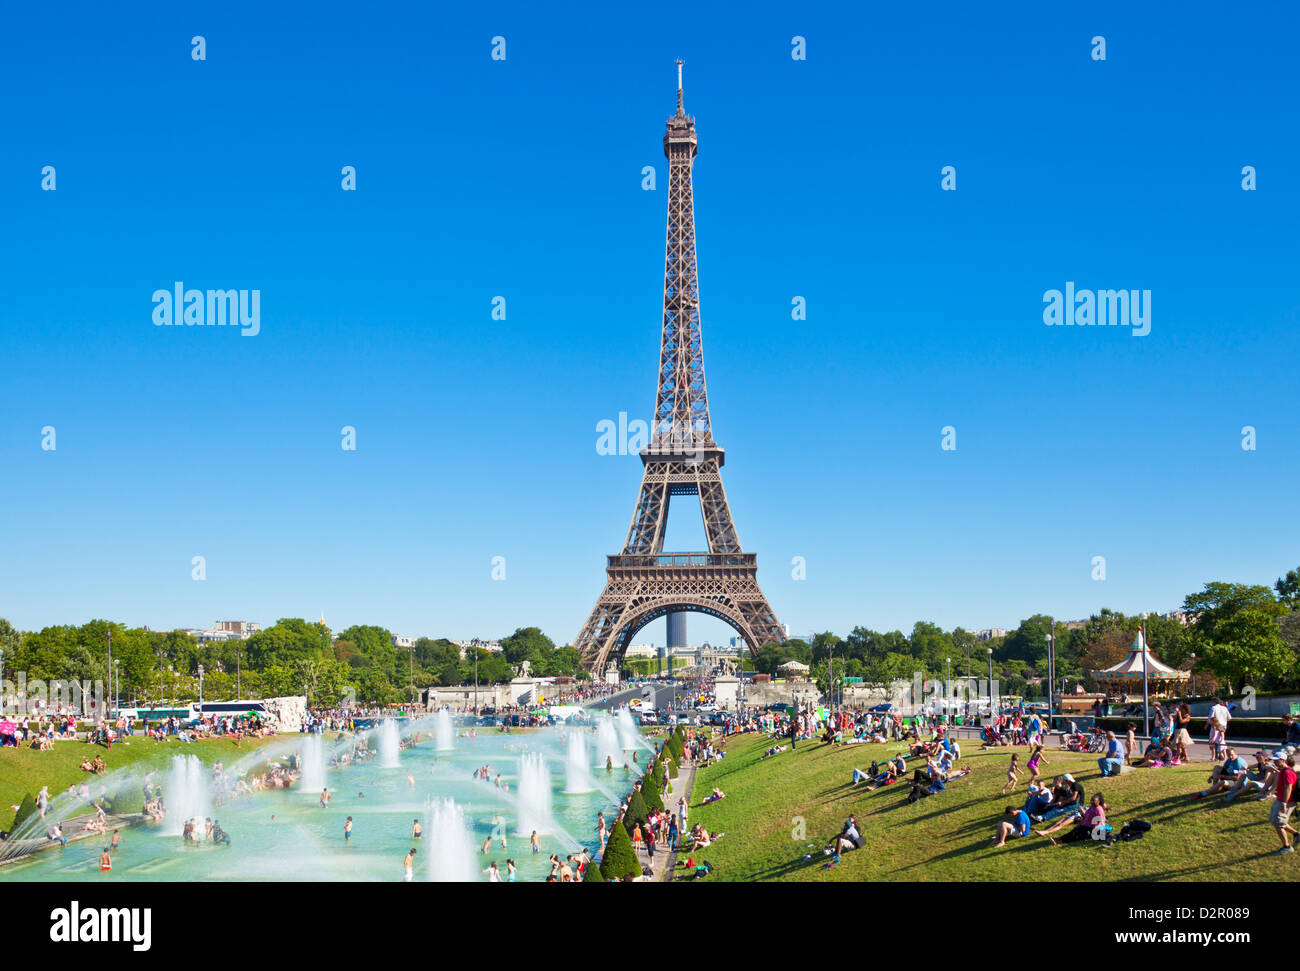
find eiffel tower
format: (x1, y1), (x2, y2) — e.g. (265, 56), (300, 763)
(574, 62), (785, 674)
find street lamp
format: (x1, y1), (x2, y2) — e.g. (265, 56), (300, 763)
(197, 664), (204, 721)
(0, 647), (5, 715)
(106, 628), (113, 721)
(1188, 652), (1197, 697)
(113, 659), (120, 717)
(987, 648), (994, 718)
(1044, 623), (1056, 734)
(945, 657), (951, 724)
(235, 650), (242, 700)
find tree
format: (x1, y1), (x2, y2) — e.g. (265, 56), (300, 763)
(600, 823), (641, 880)
(500, 627), (555, 667)
(583, 857), (606, 881)
(1184, 582), (1291, 690)
(245, 618), (331, 669)
(1276, 567), (1300, 610)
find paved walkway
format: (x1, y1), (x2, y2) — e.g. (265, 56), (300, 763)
(629, 758), (696, 882)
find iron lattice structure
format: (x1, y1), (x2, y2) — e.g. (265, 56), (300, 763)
(574, 64), (785, 674)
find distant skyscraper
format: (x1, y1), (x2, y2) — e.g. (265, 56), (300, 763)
(667, 613), (687, 649)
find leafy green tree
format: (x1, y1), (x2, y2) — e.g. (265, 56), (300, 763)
(1184, 582), (1290, 690)
(245, 618), (331, 669)
(500, 627), (555, 667)
(1275, 567), (1300, 610)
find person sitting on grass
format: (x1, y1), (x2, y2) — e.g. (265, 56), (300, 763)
(1192, 748), (1247, 800)
(1023, 781), (1056, 819)
(1133, 738), (1175, 768)
(1225, 750), (1275, 803)
(824, 815), (863, 856)
(991, 805), (1031, 847)
(1038, 794), (1107, 845)
(1097, 732), (1126, 777)
(1248, 752), (1283, 802)
(1033, 774), (1085, 823)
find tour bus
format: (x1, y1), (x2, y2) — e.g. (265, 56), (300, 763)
(119, 700), (269, 726)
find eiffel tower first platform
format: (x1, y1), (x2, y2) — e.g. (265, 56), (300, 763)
(574, 63), (786, 675)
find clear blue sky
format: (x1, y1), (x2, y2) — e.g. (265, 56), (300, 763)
(2, 1), (1297, 648)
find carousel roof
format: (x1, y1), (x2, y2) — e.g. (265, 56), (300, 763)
(1095, 629), (1189, 679)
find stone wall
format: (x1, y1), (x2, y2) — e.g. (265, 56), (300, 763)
(261, 695), (307, 733)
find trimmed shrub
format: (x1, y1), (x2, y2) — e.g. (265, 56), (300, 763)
(642, 773), (664, 812)
(601, 822), (641, 880)
(625, 789), (649, 830)
(583, 857), (606, 882)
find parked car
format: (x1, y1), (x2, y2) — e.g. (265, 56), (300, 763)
(638, 712), (660, 725)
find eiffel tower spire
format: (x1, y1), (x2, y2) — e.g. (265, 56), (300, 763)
(573, 64), (785, 675)
(655, 60), (711, 452)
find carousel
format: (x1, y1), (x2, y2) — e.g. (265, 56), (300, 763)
(1092, 628), (1190, 700)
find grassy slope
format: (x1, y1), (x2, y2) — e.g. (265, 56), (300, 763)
(678, 732), (1296, 882)
(0, 736), (285, 830)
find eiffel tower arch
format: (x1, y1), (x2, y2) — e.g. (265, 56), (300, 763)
(574, 63), (785, 675)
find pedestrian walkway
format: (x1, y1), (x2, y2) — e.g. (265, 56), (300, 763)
(638, 759), (695, 882)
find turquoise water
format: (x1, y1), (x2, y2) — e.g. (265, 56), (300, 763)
(0, 727), (641, 882)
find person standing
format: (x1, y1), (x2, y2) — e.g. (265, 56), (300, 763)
(1271, 754), (1298, 854)
(1208, 698), (1232, 760)
(402, 847), (416, 881)
(344, 816), (353, 843)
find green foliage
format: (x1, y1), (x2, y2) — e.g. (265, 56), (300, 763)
(600, 822), (641, 881)
(1184, 582), (1291, 689)
(1276, 567), (1300, 610)
(583, 857), (606, 881)
(642, 772), (664, 812)
(624, 790), (649, 831)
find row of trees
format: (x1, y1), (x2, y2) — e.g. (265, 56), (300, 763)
(0, 618), (585, 709)
(2, 564), (1295, 708)
(753, 566), (1300, 698)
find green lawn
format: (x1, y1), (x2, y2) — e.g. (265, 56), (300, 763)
(676, 732), (1296, 882)
(0, 735), (287, 830)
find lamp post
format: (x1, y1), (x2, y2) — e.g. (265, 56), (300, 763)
(106, 628), (113, 722)
(408, 645), (416, 707)
(1189, 652), (1197, 697)
(1045, 623), (1055, 734)
(235, 650), (242, 700)
(197, 664), (204, 722)
(474, 652), (479, 715)
(113, 659), (120, 718)
(0, 647), (5, 715)
(1140, 617), (1150, 739)
(945, 657), (951, 724)
(987, 648), (995, 718)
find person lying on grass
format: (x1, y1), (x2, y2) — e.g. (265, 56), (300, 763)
(991, 805), (1032, 847)
(762, 745), (787, 759)
(702, 788), (726, 803)
(1038, 794), (1107, 845)
(1192, 748), (1247, 800)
